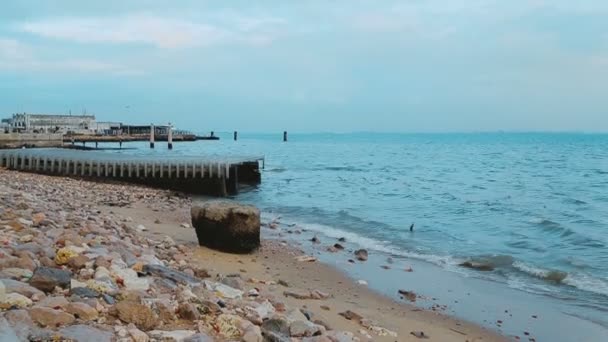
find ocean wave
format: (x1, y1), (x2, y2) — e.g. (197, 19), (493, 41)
(513, 262), (608, 296)
(271, 218), (456, 268)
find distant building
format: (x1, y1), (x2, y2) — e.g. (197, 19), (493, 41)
(7, 113), (97, 134)
(93, 121), (123, 135)
(0, 119), (10, 133)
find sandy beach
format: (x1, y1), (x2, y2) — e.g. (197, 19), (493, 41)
(110, 202), (506, 342)
(0, 168), (505, 341)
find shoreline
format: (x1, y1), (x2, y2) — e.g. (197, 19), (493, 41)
(5, 169), (607, 341)
(0, 168), (504, 341)
(107, 200), (506, 342)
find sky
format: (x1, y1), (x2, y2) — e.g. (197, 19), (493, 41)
(0, 0), (607, 133)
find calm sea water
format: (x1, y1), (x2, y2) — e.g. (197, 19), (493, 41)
(107, 132), (608, 327)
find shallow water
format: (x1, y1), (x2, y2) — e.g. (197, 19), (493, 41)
(103, 132), (608, 336)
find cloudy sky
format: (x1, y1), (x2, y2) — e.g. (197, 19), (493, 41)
(0, 0), (607, 132)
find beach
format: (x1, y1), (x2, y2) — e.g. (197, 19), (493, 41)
(0, 168), (505, 341)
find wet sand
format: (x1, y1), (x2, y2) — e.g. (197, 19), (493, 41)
(107, 201), (507, 341)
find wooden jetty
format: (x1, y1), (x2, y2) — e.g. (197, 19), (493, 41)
(0, 149), (263, 197)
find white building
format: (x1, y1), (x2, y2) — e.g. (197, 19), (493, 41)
(7, 113), (97, 134)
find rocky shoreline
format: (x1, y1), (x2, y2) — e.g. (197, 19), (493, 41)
(0, 168), (505, 341)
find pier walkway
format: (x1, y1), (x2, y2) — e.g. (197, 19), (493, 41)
(0, 149), (263, 197)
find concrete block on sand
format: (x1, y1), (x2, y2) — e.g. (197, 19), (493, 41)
(191, 201), (260, 253)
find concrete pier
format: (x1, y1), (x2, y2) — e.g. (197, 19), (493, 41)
(0, 149), (263, 197)
(150, 124), (155, 149)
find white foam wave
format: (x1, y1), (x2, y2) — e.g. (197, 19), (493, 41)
(269, 216), (456, 268)
(514, 261), (608, 297)
(563, 274), (608, 297)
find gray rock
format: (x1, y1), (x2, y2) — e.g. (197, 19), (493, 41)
(183, 333), (215, 342)
(354, 249), (368, 261)
(0, 317), (19, 341)
(142, 264), (200, 286)
(70, 286), (100, 298)
(59, 324), (114, 342)
(191, 201), (260, 253)
(29, 267), (72, 293)
(220, 276), (244, 290)
(0, 278), (45, 298)
(261, 317), (290, 337)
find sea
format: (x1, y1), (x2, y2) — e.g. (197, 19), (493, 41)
(105, 132), (608, 341)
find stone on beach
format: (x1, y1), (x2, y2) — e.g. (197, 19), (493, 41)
(59, 325), (114, 342)
(115, 301), (159, 330)
(29, 306), (76, 327)
(29, 266), (72, 293)
(354, 249), (368, 261)
(1, 278), (45, 298)
(191, 201), (260, 253)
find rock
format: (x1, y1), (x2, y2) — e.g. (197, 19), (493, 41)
(283, 289), (329, 300)
(29, 266), (72, 293)
(338, 237), (346, 242)
(3, 309), (40, 341)
(191, 201), (260, 253)
(19, 234), (34, 243)
(333, 243), (344, 250)
(59, 324), (114, 342)
(178, 302), (200, 320)
(311, 236), (320, 244)
(142, 264), (200, 286)
(155, 299), (178, 321)
(0, 280), (4, 302)
(38, 295), (70, 309)
(204, 280), (244, 299)
(241, 328), (262, 342)
(410, 331), (430, 339)
(32, 213), (46, 225)
(18, 218), (33, 226)
(289, 320), (321, 337)
(111, 266), (150, 291)
(278, 279), (289, 287)
(0, 267), (33, 280)
(354, 249), (368, 261)
(0, 317), (19, 341)
(29, 306), (75, 327)
(325, 331), (359, 342)
(261, 317), (290, 337)
(127, 324), (149, 342)
(148, 330), (197, 341)
(215, 314), (246, 339)
(67, 255), (90, 270)
(338, 310), (363, 323)
(0, 292), (33, 309)
(220, 276), (244, 290)
(1, 278), (45, 298)
(295, 255), (317, 262)
(70, 286), (100, 298)
(398, 289), (417, 302)
(66, 302), (98, 321)
(115, 301), (159, 330)
(136, 224), (147, 232)
(199, 300), (222, 315)
(55, 247), (80, 265)
(183, 333), (215, 342)
(459, 261), (494, 271)
(180, 223), (191, 229)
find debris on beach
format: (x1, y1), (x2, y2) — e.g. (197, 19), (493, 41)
(295, 255), (317, 262)
(411, 330), (429, 339)
(354, 249), (368, 261)
(398, 289), (417, 302)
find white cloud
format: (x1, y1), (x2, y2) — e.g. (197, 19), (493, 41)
(0, 37), (138, 75)
(17, 13), (286, 49)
